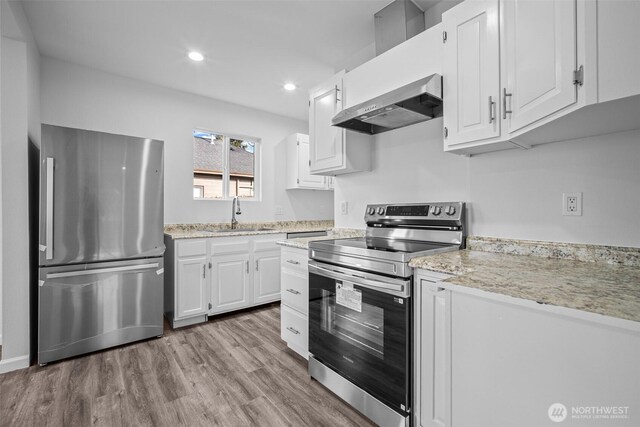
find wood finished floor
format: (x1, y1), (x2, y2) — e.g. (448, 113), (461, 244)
(0, 303), (375, 426)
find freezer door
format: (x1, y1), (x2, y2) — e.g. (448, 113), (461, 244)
(40, 124), (164, 265)
(38, 258), (164, 364)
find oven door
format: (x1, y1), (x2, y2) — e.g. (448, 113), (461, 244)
(308, 260), (411, 414)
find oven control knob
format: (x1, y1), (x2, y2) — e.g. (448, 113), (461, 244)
(431, 206), (442, 216)
(377, 207), (385, 215)
(367, 207), (375, 215)
(445, 205), (456, 216)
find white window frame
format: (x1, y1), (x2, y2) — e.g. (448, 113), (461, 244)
(193, 129), (261, 201)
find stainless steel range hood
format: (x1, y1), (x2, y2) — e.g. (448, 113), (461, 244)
(331, 74), (443, 135)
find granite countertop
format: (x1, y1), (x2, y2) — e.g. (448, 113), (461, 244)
(164, 220), (333, 239)
(409, 238), (640, 323)
(278, 228), (365, 249)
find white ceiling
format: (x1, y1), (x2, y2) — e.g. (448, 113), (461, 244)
(21, 0), (442, 121)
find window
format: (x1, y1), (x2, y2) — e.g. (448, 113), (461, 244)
(193, 130), (260, 200)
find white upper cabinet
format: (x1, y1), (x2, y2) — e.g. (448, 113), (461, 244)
(443, 0), (501, 147)
(502, 0), (577, 133)
(444, 0), (640, 155)
(309, 72), (371, 176)
(343, 25), (443, 108)
(285, 133), (328, 190)
(309, 72), (345, 173)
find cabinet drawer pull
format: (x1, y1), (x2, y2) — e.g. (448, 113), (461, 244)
(286, 326), (300, 335)
(286, 260), (300, 265)
(286, 288), (301, 295)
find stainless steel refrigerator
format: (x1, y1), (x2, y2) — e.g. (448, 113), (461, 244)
(38, 124), (165, 365)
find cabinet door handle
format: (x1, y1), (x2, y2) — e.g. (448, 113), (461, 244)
(286, 260), (300, 265)
(256, 260), (259, 271)
(286, 326), (300, 335)
(246, 261), (249, 274)
(202, 264), (206, 278)
(503, 88), (513, 119)
(335, 85), (341, 104)
(488, 96), (496, 123)
(286, 288), (301, 295)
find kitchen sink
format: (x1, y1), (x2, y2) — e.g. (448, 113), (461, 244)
(204, 228), (275, 233)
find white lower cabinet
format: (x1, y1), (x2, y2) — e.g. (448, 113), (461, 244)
(209, 234), (285, 316)
(415, 270), (640, 427)
(164, 233), (285, 327)
(210, 253), (251, 314)
(281, 304), (308, 358)
(164, 237), (210, 328)
(280, 246), (309, 359)
(253, 249), (282, 305)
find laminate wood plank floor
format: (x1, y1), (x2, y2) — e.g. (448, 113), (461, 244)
(0, 303), (375, 427)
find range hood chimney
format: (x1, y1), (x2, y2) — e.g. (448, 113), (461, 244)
(375, 0), (425, 56)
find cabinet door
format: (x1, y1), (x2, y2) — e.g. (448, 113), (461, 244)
(297, 139), (326, 189)
(253, 250), (282, 305)
(176, 256), (208, 319)
(443, 0), (501, 147)
(210, 254), (251, 314)
(450, 291), (640, 427)
(420, 282), (451, 427)
(502, 0), (577, 133)
(309, 72), (345, 173)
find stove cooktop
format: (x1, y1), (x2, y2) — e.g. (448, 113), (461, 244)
(310, 236), (459, 265)
(321, 237), (453, 254)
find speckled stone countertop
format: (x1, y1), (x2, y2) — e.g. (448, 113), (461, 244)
(164, 220), (334, 239)
(410, 237), (640, 323)
(277, 228), (366, 250)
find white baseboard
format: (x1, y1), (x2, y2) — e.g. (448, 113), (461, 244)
(0, 354), (30, 374)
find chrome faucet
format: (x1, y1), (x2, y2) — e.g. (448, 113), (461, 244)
(231, 196), (242, 229)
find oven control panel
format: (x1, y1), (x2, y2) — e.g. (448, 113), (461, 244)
(364, 202), (464, 223)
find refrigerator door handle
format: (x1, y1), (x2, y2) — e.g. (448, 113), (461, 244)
(46, 262), (160, 279)
(45, 157), (54, 260)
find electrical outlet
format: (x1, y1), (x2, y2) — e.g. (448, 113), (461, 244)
(340, 201), (348, 215)
(562, 192), (582, 216)
(274, 205), (283, 216)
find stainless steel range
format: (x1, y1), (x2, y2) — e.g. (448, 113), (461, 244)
(307, 202), (466, 427)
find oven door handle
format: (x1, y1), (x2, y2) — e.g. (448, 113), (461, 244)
(309, 263), (409, 297)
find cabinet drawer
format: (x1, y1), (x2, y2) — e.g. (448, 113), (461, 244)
(209, 239), (251, 255)
(177, 239), (207, 257)
(254, 235), (286, 252)
(281, 247), (308, 273)
(281, 304), (308, 355)
(281, 270), (308, 314)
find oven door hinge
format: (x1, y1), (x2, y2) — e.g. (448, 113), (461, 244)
(573, 65), (584, 86)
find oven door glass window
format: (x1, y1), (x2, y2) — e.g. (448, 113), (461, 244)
(309, 271), (411, 414)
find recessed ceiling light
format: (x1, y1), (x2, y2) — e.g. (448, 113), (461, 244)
(188, 51), (204, 62)
(283, 83), (296, 91)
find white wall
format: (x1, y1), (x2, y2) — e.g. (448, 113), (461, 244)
(335, 121), (640, 248)
(0, 0), (40, 370)
(468, 129), (640, 247)
(40, 57), (334, 225)
(334, 118), (469, 228)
